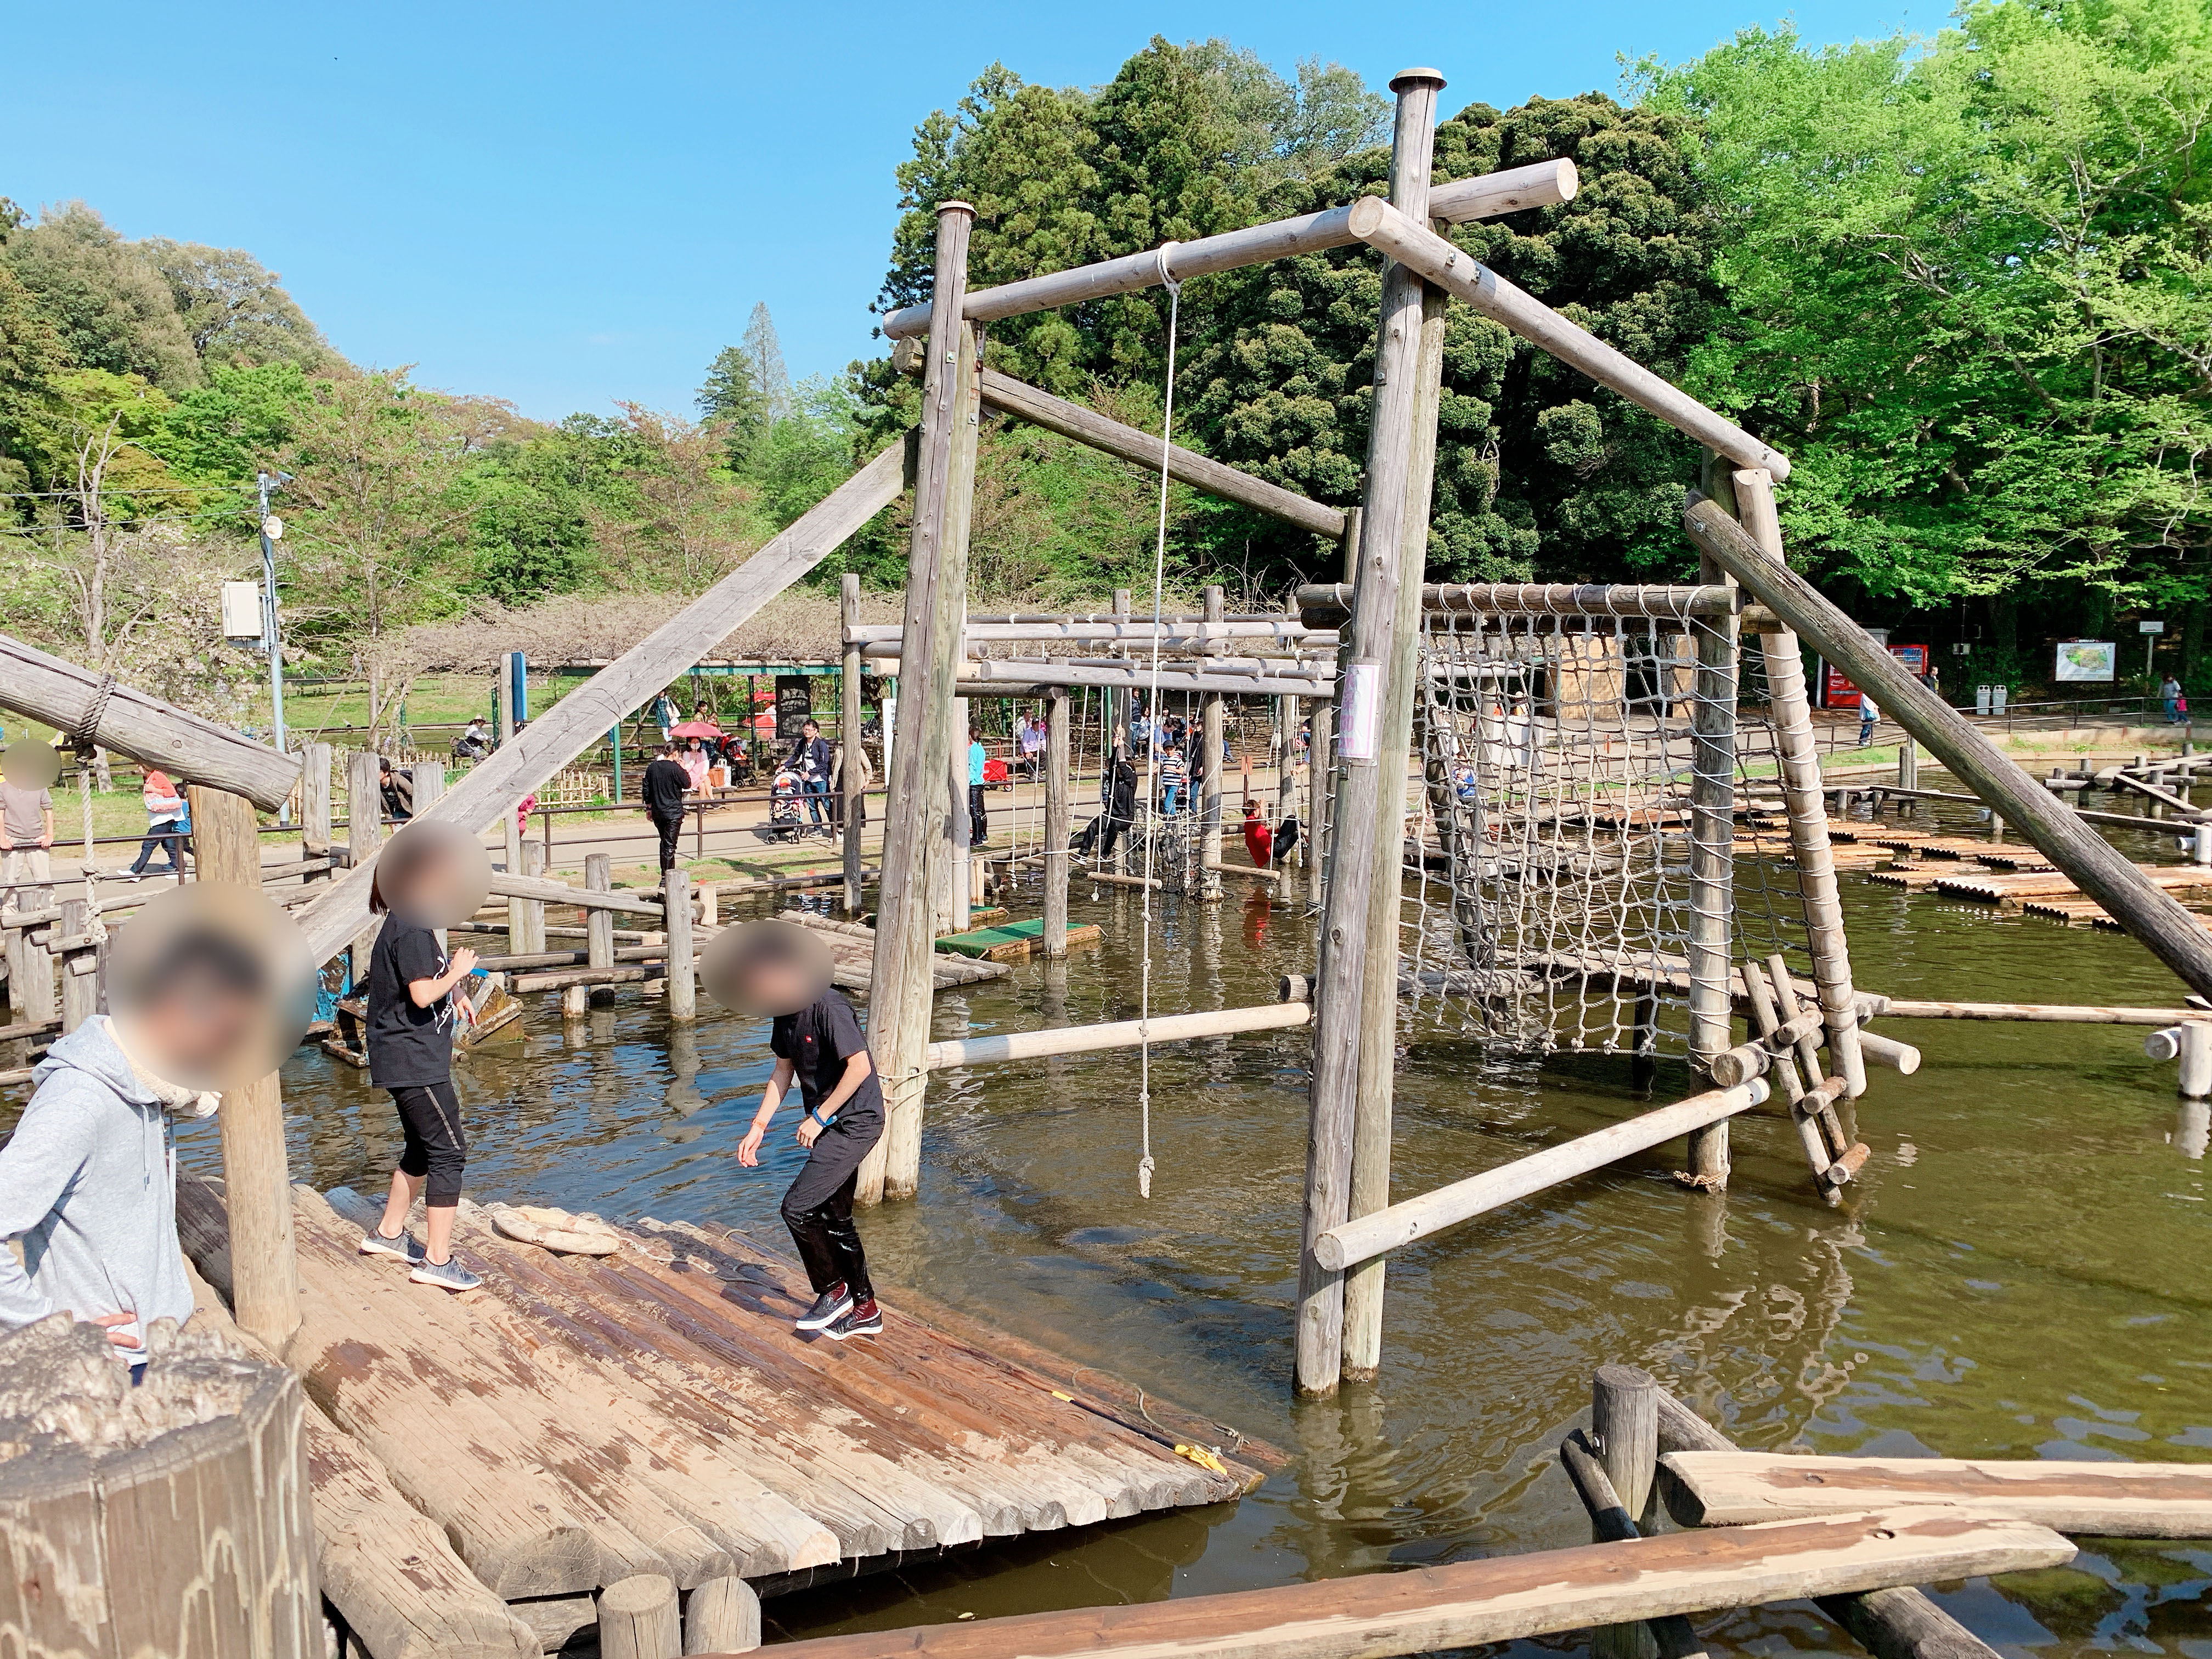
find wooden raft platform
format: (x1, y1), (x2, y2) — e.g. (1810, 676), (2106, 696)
(936, 917), (1105, 961)
(173, 1172), (1273, 1633)
(785, 911), (1014, 992)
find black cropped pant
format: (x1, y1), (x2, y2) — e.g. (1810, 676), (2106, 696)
(778, 1111), (882, 1301)
(390, 1081), (467, 1205)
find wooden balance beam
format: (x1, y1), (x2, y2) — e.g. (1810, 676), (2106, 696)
(1663, 1452), (2212, 1539)
(760, 1509), (2069, 1659)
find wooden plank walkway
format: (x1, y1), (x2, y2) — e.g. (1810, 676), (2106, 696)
(1663, 1451), (2212, 1538)
(173, 1171), (1273, 1621)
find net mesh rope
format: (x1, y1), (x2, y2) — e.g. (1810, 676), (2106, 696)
(1384, 592), (1815, 1058)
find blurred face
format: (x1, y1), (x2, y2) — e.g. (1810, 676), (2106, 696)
(379, 820), (493, 929)
(107, 887), (314, 1092)
(135, 964), (261, 1080)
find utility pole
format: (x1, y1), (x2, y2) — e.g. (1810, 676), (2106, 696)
(257, 471), (291, 822)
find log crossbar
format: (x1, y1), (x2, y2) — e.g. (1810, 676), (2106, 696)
(844, 621), (1336, 646)
(1314, 1080), (1770, 1272)
(881, 160), (1579, 342)
(1296, 583), (1738, 619)
(923, 1001), (1311, 1070)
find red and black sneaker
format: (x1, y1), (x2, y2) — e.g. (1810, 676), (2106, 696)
(795, 1283), (853, 1333)
(824, 1298), (883, 1341)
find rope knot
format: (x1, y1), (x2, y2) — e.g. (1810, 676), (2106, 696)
(71, 674), (116, 759)
(1154, 241), (1182, 298)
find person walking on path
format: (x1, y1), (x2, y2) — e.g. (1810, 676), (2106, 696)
(0, 744), (55, 923)
(1858, 691), (1881, 748)
(787, 718), (833, 833)
(641, 741), (691, 873)
(126, 769), (187, 880)
(966, 725), (990, 847)
(730, 924), (885, 1342)
(650, 692), (680, 747)
(359, 832), (483, 1292)
(2162, 675), (2185, 724)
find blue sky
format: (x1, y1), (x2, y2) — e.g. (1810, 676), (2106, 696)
(5, 1), (1925, 423)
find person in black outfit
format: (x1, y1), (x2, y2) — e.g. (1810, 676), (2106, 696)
(377, 758), (414, 823)
(1073, 750), (1139, 861)
(359, 831), (482, 1292)
(733, 928), (885, 1341)
(640, 741), (691, 873)
(787, 718), (833, 832)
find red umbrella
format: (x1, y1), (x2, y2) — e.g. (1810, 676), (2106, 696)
(670, 719), (723, 740)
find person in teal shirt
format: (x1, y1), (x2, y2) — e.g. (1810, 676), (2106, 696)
(967, 725), (989, 845)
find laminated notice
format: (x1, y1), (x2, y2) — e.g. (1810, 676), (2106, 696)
(1339, 661), (1381, 761)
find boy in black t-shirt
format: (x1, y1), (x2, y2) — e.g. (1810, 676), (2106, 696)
(732, 927), (885, 1341)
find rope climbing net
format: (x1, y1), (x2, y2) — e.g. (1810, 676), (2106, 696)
(1391, 589), (1814, 1058)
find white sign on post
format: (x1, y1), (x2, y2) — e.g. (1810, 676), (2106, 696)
(1338, 662), (1381, 761)
(2141, 620), (2166, 634)
(220, 580), (264, 640)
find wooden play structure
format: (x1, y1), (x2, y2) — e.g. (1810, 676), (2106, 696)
(14, 54), (2212, 1659)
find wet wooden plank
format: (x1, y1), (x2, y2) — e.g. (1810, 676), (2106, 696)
(1662, 1452), (2212, 1538)
(760, 1509), (2073, 1659)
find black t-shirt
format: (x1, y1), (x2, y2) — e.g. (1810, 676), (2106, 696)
(642, 757), (690, 817)
(770, 991), (882, 1121)
(366, 919), (455, 1088)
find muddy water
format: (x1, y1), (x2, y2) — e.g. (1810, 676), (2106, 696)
(184, 791), (2212, 1652)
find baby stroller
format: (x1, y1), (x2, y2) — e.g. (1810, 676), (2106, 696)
(768, 768), (804, 842)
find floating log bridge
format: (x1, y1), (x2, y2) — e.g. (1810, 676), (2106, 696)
(925, 1000), (1313, 1071)
(174, 1172), (1274, 1639)
(1663, 1452), (2212, 1538)
(759, 1509), (2070, 1659)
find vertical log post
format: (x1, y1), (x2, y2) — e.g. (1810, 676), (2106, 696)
(861, 202), (978, 1207)
(947, 695), (972, 933)
(1199, 585), (1227, 902)
(190, 784), (302, 1352)
(664, 866), (696, 1021)
(301, 741), (332, 882)
(1042, 690), (1070, 956)
(1686, 461), (1740, 1184)
(682, 1575), (761, 1655)
(841, 573), (866, 916)
(503, 810), (529, 957)
(56, 895), (97, 1035)
(1592, 1364), (1661, 1531)
(1729, 468), (1866, 1096)
(1297, 68), (1445, 1398)
(1110, 588), (1132, 876)
(585, 853), (614, 1007)
(1278, 595), (1301, 873)
(519, 841), (547, 957)
(599, 1572), (681, 1659)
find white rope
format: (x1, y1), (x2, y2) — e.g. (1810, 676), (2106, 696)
(1135, 267), (1182, 1199)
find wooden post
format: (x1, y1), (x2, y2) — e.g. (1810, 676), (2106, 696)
(1593, 1364), (1661, 1530)
(1686, 464), (1740, 1184)
(946, 695), (972, 933)
(346, 749), (382, 991)
(301, 741), (332, 881)
(1725, 470), (1865, 1095)
(56, 895), (97, 1035)
(1042, 690), (1070, 957)
(1297, 67), (1445, 1398)
(1898, 738), (1919, 792)
(841, 573), (866, 916)
(683, 1576), (761, 1655)
(585, 853), (614, 1006)
(861, 201), (979, 1207)
(1199, 586), (1227, 903)
(599, 1573), (681, 1659)
(1278, 595), (1302, 872)
(664, 867), (696, 1021)
(410, 758), (445, 815)
(0, 1316), (319, 1657)
(190, 783), (302, 1353)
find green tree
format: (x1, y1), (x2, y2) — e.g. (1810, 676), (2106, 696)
(0, 261), (67, 501)
(2, 202), (200, 392)
(140, 240), (340, 373)
(697, 344), (769, 461)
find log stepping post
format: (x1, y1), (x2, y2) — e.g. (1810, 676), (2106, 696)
(684, 1575), (762, 1655)
(1042, 689), (1070, 957)
(599, 1573), (681, 1659)
(1198, 585), (1227, 904)
(1576, 1366), (1697, 1659)
(585, 853), (616, 1006)
(1301, 66), (1444, 1398)
(190, 784), (303, 1353)
(665, 867), (696, 1021)
(54, 894), (98, 1036)
(862, 199), (978, 1207)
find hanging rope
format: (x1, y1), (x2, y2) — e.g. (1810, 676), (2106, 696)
(1135, 248), (1182, 1199)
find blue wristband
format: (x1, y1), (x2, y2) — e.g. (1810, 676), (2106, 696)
(811, 1108), (836, 1127)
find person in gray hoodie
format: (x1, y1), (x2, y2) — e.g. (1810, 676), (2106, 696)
(0, 927), (265, 1368)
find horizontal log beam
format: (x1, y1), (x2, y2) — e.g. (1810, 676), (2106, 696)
(0, 635), (301, 810)
(1316, 1080), (1769, 1271)
(1429, 159), (1579, 224)
(1875, 999), (2200, 1025)
(763, 1508), (2071, 1659)
(881, 161), (1575, 342)
(980, 370), (1346, 540)
(485, 870), (668, 917)
(1663, 1452), (2212, 1539)
(1685, 493), (2212, 1000)
(1350, 198), (1791, 478)
(845, 620), (1336, 647)
(861, 655), (1329, 699)
(923, 1001), (1310, 1069)
(295, 436), (913, 967)
(1296, 583), (1737, 620)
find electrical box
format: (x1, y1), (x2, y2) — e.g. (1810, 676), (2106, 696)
(221, 580), (264, 640)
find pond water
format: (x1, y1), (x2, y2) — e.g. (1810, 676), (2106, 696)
(170, 789), (2212, 1655)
